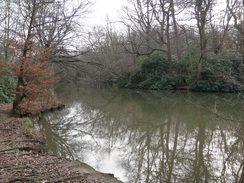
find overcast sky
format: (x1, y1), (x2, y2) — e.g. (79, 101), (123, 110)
(89, 0), (126, 25)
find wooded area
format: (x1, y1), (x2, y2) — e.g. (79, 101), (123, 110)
(83, 0), (244, 92)
(0, 0), (244, 114)
(0, 0), (91, 114)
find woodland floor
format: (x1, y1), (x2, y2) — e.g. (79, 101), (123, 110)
(0, 103), (122, 183)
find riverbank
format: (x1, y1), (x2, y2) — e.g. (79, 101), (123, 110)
(0, 103), (122, 183)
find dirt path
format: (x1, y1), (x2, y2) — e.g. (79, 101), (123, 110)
(0, 103), (122, 183)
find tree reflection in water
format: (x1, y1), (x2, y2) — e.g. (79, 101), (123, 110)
(37, 84), (244, 183)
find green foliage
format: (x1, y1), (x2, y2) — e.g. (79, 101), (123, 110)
(0, 70), (16, 103)
(103, 75), (114, 86)
(118, 50), (244, 92)
(125, 55), (166, 89)
(124, 54), (187, 90)
(174, 52), (197, 75)
(140, 54), (168, 75)
(190, 58), (244, 92)
(189, 80), (242, 92)
(116, 71), (131, 87)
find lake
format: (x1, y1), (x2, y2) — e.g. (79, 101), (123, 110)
(37, 84), (244, 183)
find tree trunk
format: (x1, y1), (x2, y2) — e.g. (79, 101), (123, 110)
(166, 10), (173, 74)
(197, 55), (203, 80)
(12, 1), (37, 114)
(170, 0), (181, 60)
(241, 36), (244, 65)
(12, 77), (25, 113)
(195, 0), (211, 80)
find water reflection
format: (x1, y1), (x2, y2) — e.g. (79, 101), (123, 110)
(37, 84), (244, 183)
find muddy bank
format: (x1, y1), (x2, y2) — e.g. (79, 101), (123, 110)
(0, 103), (122, 183)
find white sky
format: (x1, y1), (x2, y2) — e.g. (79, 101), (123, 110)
(89, 0), (126, 25)
(87, 0), (230, 28)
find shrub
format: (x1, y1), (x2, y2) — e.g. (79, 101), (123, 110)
(190, 58), (244, 92)
(0, 71), (16, 103)
(121, 52), (190, 90)
(119, 50), (244, 92)
(189, 80), (243, 92)
(125, 55), (168, 89)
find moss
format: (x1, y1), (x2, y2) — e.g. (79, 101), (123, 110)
(32, 178), (42, 183)
(56, 174), (88, 182)
(73, 160), (95, 170)
(7, 110), (19, 117)
(19, 117), (40, 139)
(20, 117), (33, 128)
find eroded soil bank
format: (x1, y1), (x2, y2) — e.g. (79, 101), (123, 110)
(0, 103), (122, 183)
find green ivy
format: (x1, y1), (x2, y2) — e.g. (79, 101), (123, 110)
(0, 71), (16, 103)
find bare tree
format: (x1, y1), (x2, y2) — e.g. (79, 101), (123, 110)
(169, 0), (182, 60)
(0, 0), (16, 61)
(227, 0), (244, 64)
(120, 0), (174, 73)
(82, 21), (132, 83)
(209, 0), (232, 54)
(35, 0), (92, 51)
(0, 0), (92, 55)
(121, 0), (155, 56)
(150, 0), (173, 73)
(193, 0), (212, 79)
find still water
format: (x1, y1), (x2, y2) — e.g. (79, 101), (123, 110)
(37, 84), (244, 183)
